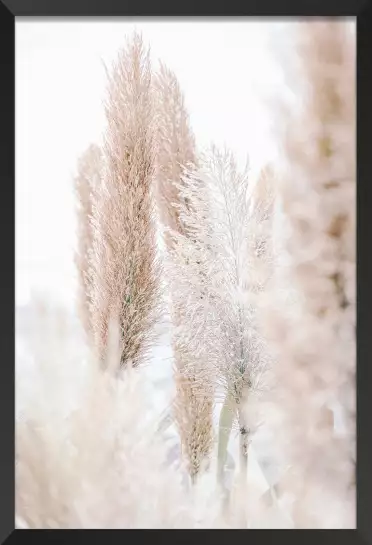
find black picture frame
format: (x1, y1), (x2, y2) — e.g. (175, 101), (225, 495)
(3, 1), (370, 543)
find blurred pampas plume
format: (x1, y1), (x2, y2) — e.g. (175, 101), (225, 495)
(16, 303), (227, 528)
(263, 20), (356, 528)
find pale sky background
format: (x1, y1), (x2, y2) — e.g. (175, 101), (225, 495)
(16, 19), (288, 310)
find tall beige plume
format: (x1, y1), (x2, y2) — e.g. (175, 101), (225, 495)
(89, 33), (161, 369)
(154, 63), (214, 481)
